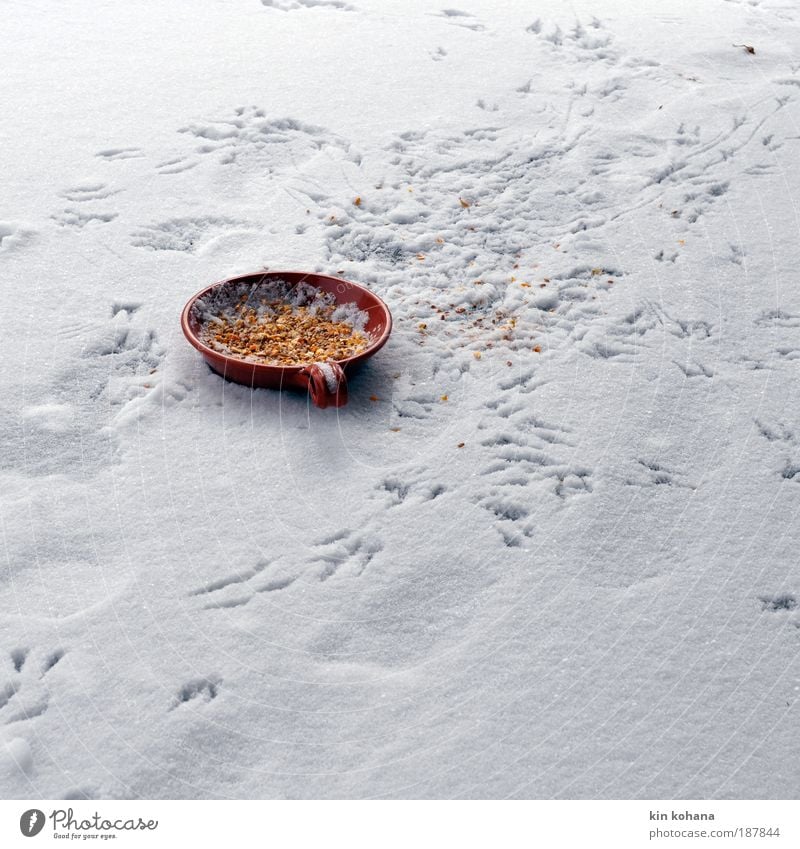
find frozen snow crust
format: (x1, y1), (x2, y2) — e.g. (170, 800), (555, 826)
(1, 0), (800, 800)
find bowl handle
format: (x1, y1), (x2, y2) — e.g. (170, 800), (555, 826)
(299, 362), (348, 408)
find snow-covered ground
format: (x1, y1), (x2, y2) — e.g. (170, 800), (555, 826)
(2, 0), (800, 799)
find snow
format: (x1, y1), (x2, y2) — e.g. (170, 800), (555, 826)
(315, 362), (341, 393)
(2, 0), (800, 800)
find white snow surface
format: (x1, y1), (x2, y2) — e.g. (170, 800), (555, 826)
(2, 0), (800, 799)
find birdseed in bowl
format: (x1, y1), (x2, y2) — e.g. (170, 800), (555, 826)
(193, 279), (372, 366)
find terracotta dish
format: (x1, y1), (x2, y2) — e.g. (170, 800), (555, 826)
(181, 270), (392, 408)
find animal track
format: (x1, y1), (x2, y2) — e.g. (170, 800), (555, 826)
(473, 492), (535, 546)
(578, 301), (714, 367)
(533, 17), (616, 62)
(496, 369), (544, 394)
(472, 399), (592, 545)
(554, 468), (593, 499)
(131, 216), (251, 252)
(59, 183), (119, 202)
(171, 677), (220, 709)
(1, 307), (165, 477)
(626, 459), (692, 489)
(377, 468), (447, 506)
(82, 311), (161, 372)
(324, 120), (643, 360)
(308, 529), (383, 579)
(170, 109), (355, 184)
(433, 9), (486, 31)
(0, 221), (35, 252)
(189, 561), (271, 597)
(781, 462), (800, 481)
(190, 560), (297, 609)
(675, 179), (729, 224)
(674, 358), (713, 378)
(755, 309), (800, 329)
(580, 333), (639, 361)
(0, 647), (66, 729)
(261, 0), (354, 10)
(42, 650), (64, 674)
(52, 209), (118, 229)
(392, 389), (437, 420)
(10, 649), (27, 674)
(156, 156), (198, 175)
(0, 682), (18, 710)
(760, 593), (797, 612)
(50, 306), (172, 441)
(322, 8), (787, 387)
(755, 419), (794, 443)
(753, 417), (800, 483)
(96, 147), (143, 160)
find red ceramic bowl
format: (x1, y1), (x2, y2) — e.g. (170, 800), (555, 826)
(181, 270), (392, 408)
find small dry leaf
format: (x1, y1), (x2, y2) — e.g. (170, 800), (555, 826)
(473, 351), (482, 359)
(354, 196), (362, 206)
(369, 395), (379, 402)
(418, 322), (427, 330)
(678, 239), (686, 246)
(457, 442), (465, 448)
(459, 197), (471, 209)
(591, 268), (602, 276)
(390, 427), (401, 432)
(533, 345), (542, 353)
(416, 253), (426, 261)
(733, 43), (755, 55)
(506, 361), (512, 367)
(441, 394), (449, 402)
(520, 282), (531, 288)
(510, 276), (516, 282)
(435, 237), (444, 244)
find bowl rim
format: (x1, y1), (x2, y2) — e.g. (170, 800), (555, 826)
(180, 269), (393, 372)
